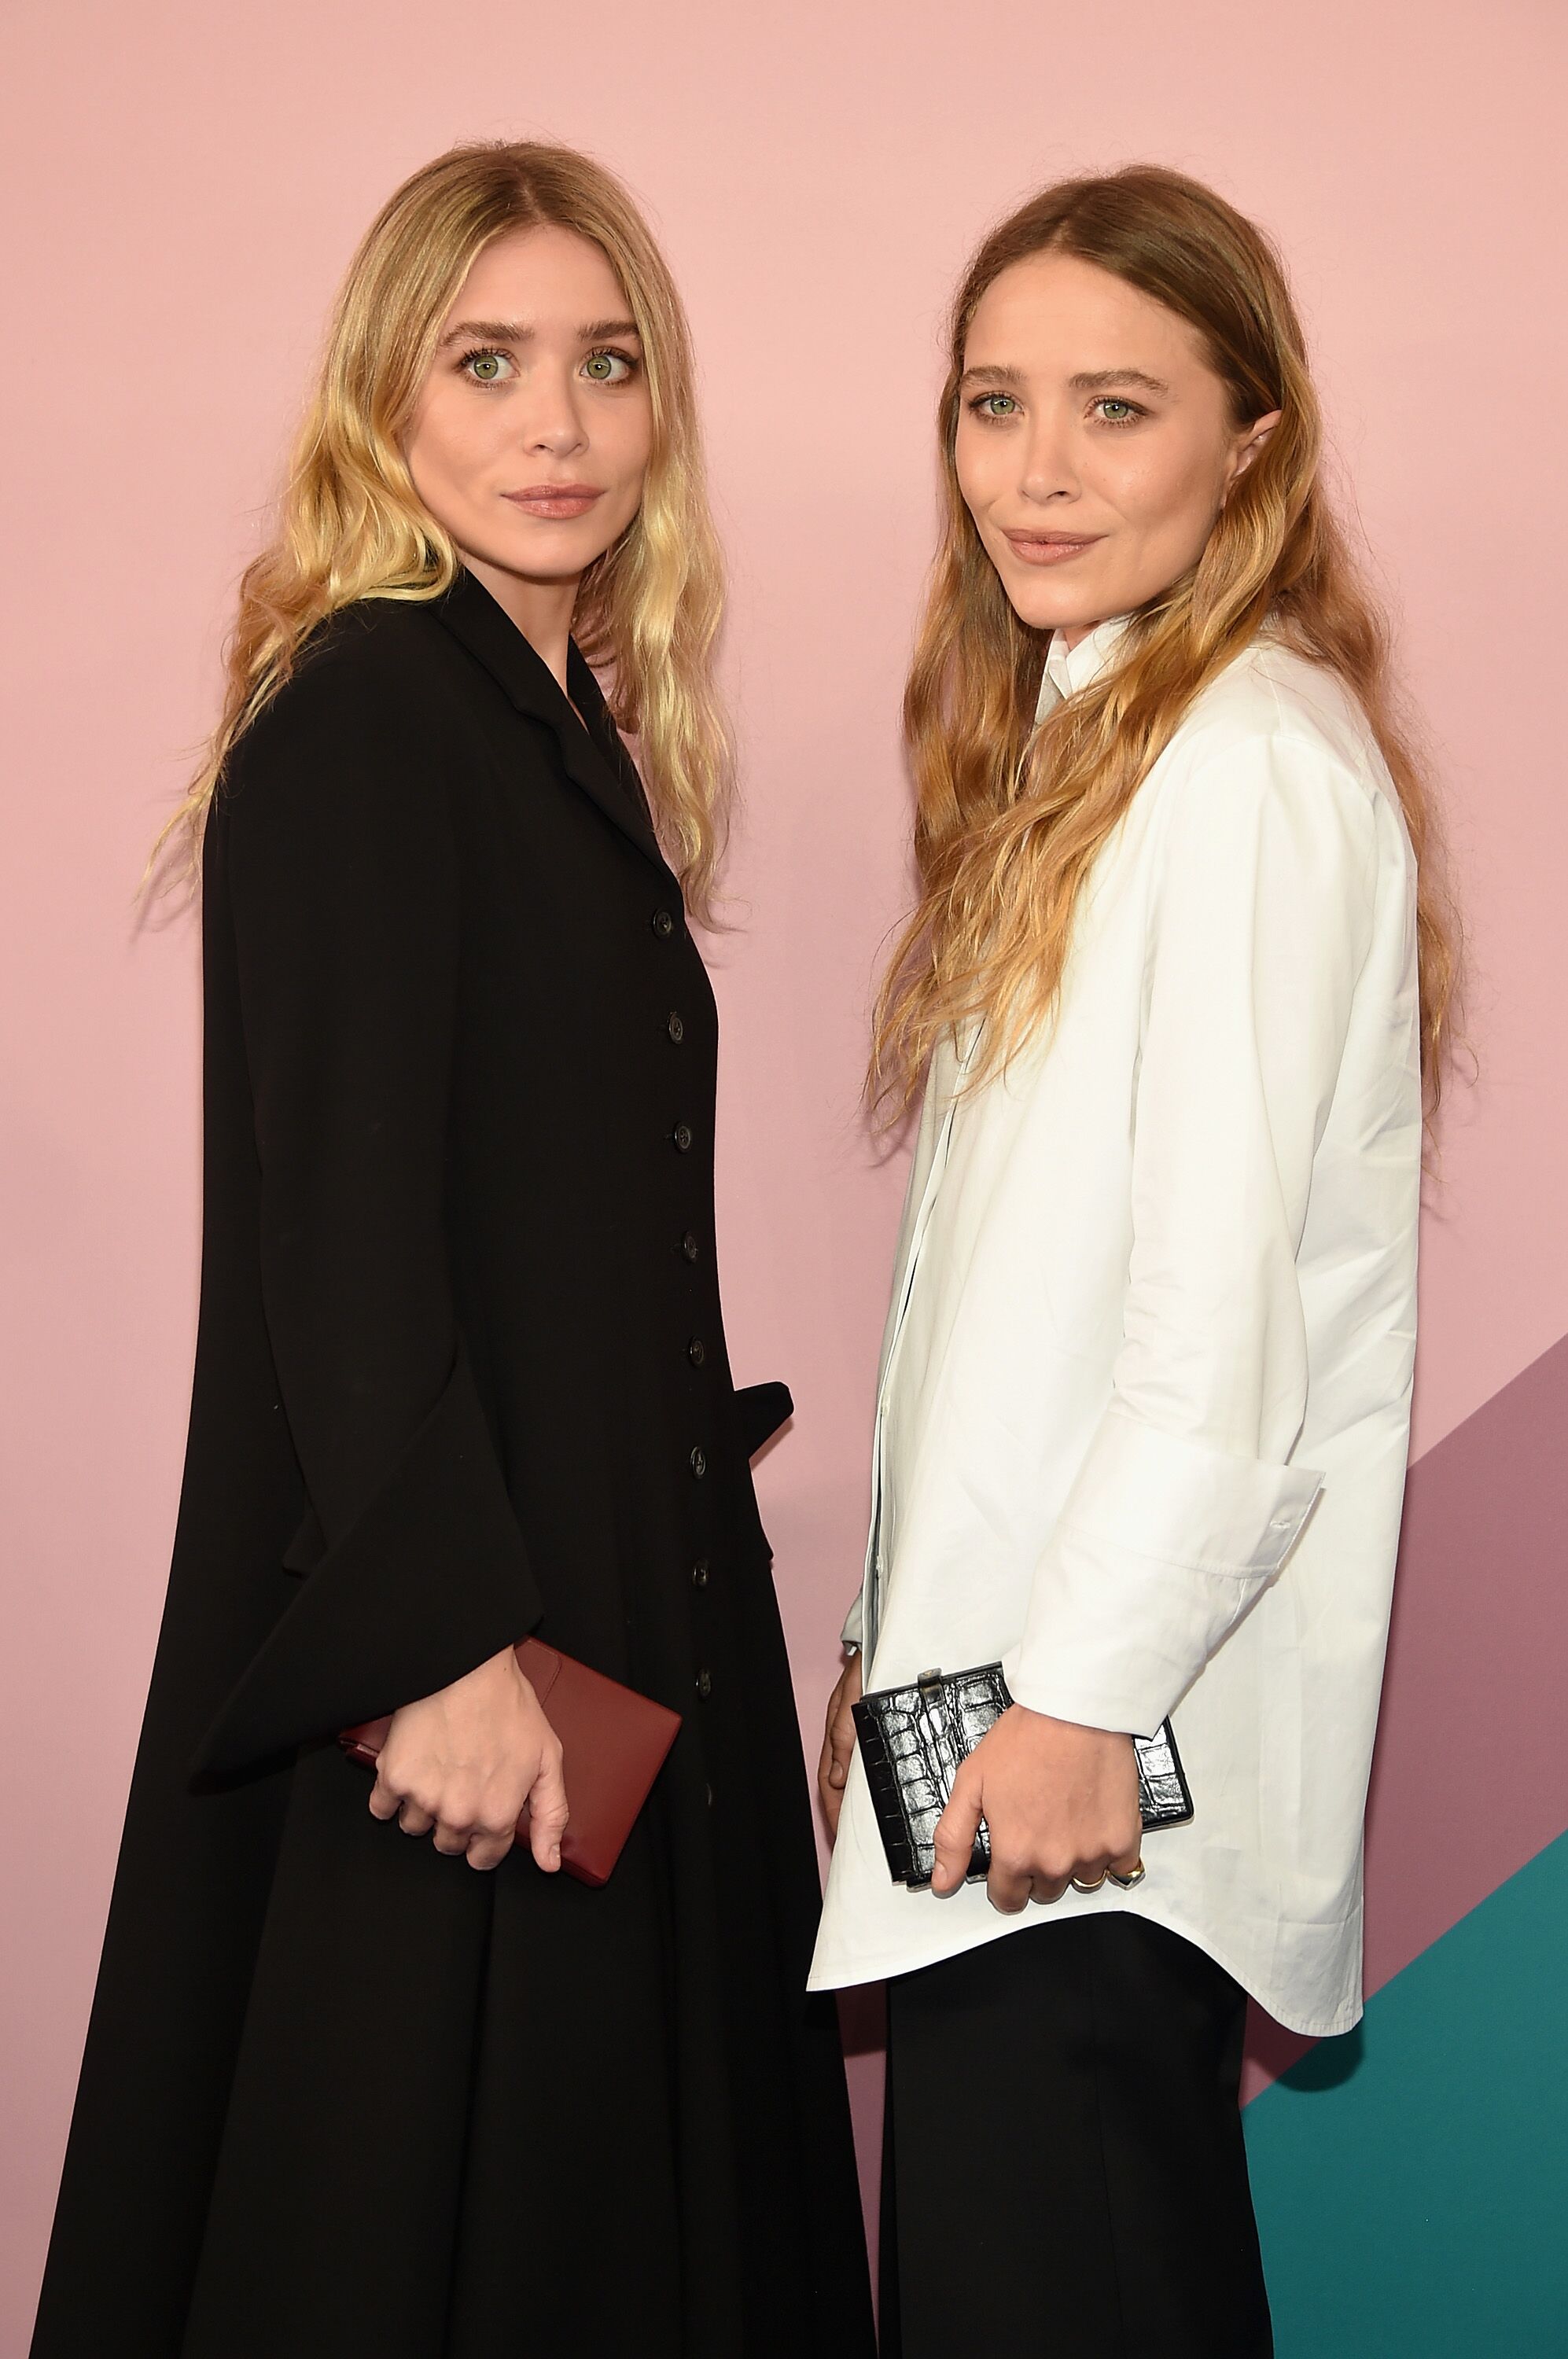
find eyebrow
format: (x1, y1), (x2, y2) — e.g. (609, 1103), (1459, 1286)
(959, 362), (1027, 391)
(958, 362), (1174, 397)
(438, 315), (642, 347)
(1069, 367), (1172, 396)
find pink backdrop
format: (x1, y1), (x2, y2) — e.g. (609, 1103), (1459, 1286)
(4, 2), (1566, 2345)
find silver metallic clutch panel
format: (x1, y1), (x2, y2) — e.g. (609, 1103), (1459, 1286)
(852, 1663), (1193, 1888)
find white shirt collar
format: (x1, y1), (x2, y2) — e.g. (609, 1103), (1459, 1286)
(1036, 614), (1131, 718)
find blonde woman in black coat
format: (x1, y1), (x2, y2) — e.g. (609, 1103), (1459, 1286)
(31, 142), (874, 2359)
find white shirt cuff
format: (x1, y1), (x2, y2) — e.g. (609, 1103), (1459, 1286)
(1010, 1407), (1322, 1736)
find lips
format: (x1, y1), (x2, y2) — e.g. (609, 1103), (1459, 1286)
(1001, 531), (1105, 568)
(502, 484), (604, 520)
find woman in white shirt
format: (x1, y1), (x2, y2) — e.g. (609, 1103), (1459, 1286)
(814, 167), (1456, 2356)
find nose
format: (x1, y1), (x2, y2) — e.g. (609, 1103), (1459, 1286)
(517, 362), (589, 459)
(1018, 405), (1080, 506)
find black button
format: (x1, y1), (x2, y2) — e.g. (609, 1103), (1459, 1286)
(695, 1667), (712, 1698)
(691, 1557), (710, 1588)
(653, 907), (676, 939)
(673, 1121), (694, 1153)
(681, 1231), (701, 1263)
(690, 1446), (708, 1479)
(667, 1010), (685, 1043)
(687, 1338), (706, 1367)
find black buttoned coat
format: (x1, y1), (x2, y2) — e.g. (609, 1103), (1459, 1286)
(31, 571), (875, 2359)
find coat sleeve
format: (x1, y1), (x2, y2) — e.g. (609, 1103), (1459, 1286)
(1008, 729), (1381, 1738)
(192, 642), (543, 1781)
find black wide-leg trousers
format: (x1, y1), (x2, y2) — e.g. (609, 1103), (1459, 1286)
(880, 1915), (1272, 2358)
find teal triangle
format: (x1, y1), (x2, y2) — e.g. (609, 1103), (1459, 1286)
(1244, 1831), (1568, 2354)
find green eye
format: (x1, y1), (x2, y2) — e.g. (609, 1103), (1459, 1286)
(983, 394), (1017, 416)
(463, 350), (508, 384)
(583, 348), (635, 383)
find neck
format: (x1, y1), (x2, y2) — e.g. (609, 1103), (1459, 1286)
(460, 552), (580, 692)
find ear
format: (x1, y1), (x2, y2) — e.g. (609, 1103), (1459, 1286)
(1222, 409), (1283, 502)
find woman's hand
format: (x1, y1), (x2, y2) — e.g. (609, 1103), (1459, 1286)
(369, 1645), (569, 1873)
(818, 1653), (863, 1840)
(931, 1706), (1141, 1910)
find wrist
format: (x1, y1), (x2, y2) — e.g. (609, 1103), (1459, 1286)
(453, 1645), (530, 1711)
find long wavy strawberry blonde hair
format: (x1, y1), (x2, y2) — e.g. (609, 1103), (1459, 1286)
(873, 166), (1458, 1113)
(160, 141), (731, 911)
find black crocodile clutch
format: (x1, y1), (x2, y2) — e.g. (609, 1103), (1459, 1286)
(852, 1662), (1193, 1888)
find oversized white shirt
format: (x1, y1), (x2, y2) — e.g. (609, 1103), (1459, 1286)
(809, 619), (1423, 2036)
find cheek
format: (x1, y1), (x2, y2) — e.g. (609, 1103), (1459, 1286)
(953, 423), (1001, 522)
(601, 397), (655, 500)
(1091, 434), (1227, 556)
(407, 389), (495, 498)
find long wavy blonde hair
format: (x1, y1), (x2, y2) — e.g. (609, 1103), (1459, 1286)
(161, 140), (731, 910)
(874, 167), (1458, 1113)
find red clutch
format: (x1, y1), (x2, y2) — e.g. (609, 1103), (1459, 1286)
(339, 1638), (682, 1887)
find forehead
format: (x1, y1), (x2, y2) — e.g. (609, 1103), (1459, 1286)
(444, 223), (630, 327)
(965, 252), (1208, 378)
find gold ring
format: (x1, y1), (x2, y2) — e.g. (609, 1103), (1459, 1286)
(1069, 1869), (1109, 1894)
(1106, 1861), (1146, 1890)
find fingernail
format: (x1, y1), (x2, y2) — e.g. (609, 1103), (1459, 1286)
(550, 1846), (561, 1870)
(830, 1766), (845, 1786)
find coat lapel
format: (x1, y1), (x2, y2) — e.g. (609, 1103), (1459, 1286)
(433, 569), (668, 872)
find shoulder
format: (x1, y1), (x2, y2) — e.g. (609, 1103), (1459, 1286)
(1162, 638), (1388, 807)
(217, 600), (462, 863)
(236, 598), (456, 758)
(1143, 638), (1403, 863)
(1126, 645), (1412, 939)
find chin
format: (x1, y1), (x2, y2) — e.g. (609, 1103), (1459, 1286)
(984, 554), (1098, 639)
(480, 530), (605, 584)
(999, 580), (1098, 637)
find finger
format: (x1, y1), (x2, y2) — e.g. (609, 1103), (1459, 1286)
(367, 1770), (403, 1823)
(466, 1827), (516, 1873)
(827, 1703), (856, 1791)
(817, 1715), (838, 1805)
(1107, 1844), (1146, 1890)
(931, 1772), (984, 1897)
(396, 1801), (434, 1838)
(1029, 1873), (1070, 1907)
(431, 1820), (473, 1857)
(985, 1856), (1033, 1915)
(818, 1691), (847, 1832)
(525, 1743), (569, 1873)
(821, 1760), (847, 1839)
